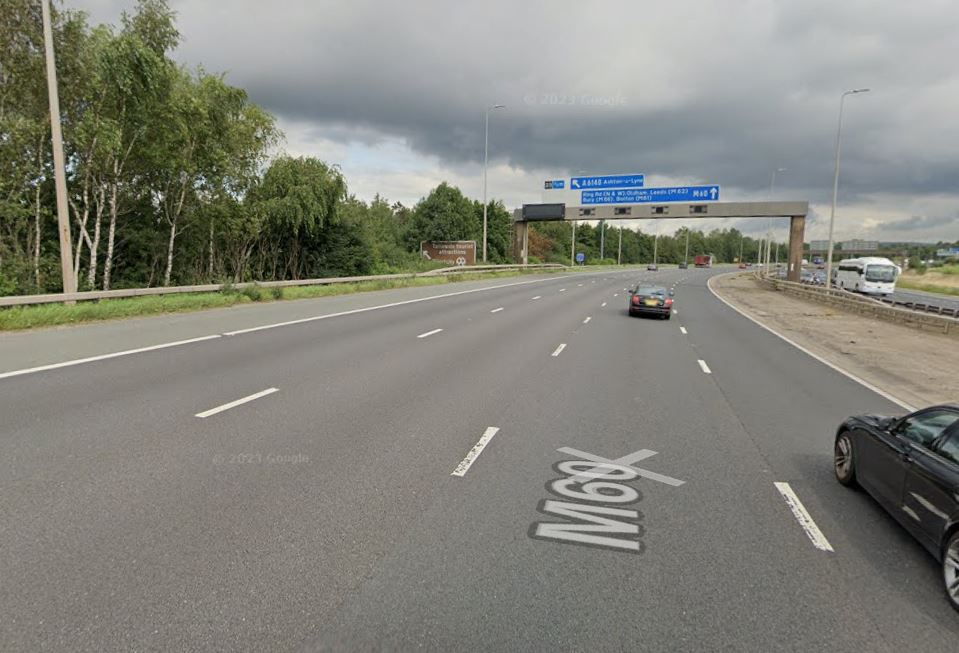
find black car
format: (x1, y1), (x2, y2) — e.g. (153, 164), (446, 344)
(678, 262), (689, 269)
(647, 264), (658, 271)
(834, 404), (959, 611)
(628, 285), (673, 319)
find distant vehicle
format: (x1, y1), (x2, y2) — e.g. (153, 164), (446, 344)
(833, 405), (959, 612)
(802, 258), (809, 265)
(832, 257), (900, 295)
(694, 254), (713, 268)
(812, 270), (827, 285)
(678, 262), (688, 269)
(775, 268), (788, 279)
(800, 269), (814, 283)
(738, 263), (748, 269)
(628, 285), (673, 320)
(812, 256), (824, 266)
(647, 264), (658, 271)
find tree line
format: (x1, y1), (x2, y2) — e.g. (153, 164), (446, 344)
(1, 0), (773, 297)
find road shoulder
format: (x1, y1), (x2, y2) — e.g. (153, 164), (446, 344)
(710, 272), (958, 409)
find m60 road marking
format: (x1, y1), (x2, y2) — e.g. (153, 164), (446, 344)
(529, 446), (685, 553)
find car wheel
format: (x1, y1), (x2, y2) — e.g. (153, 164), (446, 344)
(834, 431), (857, 487)
(664, 313), (671, 320)
(944, 532), (959, 613)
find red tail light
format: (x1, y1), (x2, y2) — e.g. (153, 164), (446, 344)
(632, 296), (640, 305)
(664, 298), (673, 307)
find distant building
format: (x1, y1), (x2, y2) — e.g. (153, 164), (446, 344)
(840, 239), (879, 251)
(809, 240), (829, 251)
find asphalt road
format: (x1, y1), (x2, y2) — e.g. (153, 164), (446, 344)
(1, 268), (957, 652)
(888, 287), (959, 312)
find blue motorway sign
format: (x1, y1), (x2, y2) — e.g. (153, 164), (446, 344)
(544, 180), (565, 190)
(575, 252), (585, 263)
(581, 185), (720, 205)
(570, 174), (645, 190)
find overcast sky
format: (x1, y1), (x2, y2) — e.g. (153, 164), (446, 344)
(72, 0), (959, 242)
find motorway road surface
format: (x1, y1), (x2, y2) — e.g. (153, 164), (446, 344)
(888, 287), (959, 312)
(1, 268), (957, 652)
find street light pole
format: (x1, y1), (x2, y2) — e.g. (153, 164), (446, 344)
(41, 0), (76, 295)
(571, 220), (576, 265)
(825, 88), (870, 287)
(684, 228), (690, 266)
(482, 104), (505, 263)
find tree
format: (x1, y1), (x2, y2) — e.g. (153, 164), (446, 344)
(405, 183), (477, 250)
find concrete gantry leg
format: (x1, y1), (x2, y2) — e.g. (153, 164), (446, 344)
(787, 215), (805, 282)
(513, 220), (528, 264)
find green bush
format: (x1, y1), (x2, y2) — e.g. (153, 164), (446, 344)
(240, 284), (264, 302)
(269, 286), (284, 300)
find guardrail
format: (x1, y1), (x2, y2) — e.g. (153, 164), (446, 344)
(0, 263), (567, 308)
(875, 294), (958, 318)
(753, 272), (957, 337)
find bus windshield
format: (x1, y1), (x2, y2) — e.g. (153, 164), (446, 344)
(864, 265), (897, 282)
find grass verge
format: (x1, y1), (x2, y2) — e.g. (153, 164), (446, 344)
(0, 269), (561, 331)
(897, 278), (959, 297)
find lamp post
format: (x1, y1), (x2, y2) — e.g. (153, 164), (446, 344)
(41, 0), (76, 296)
(482, 103), (505, 262)
(825, 88), (870, 288)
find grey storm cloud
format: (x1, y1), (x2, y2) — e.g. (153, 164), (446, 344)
(74, 0), (959, 236)
(882, 214), (957, 232)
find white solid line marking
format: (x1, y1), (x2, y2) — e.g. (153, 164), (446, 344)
(0, 335), (222, 381)
(223, 274), (577, 337)
(601, 302), (607, 307)
(551, 343), (567, 357)
(697, 359), (711, 374)
(774, 482), (835, 552)
(490, 307), (504, 313)
(417, 328), (443, 339)
(451, 427), (500, 477)
(680, 326), (688, 334)
(706, 274), (914, 410)
(532, 296), (542, 300)
(195, 387), (278, 419)
(583, 316), (591, 324)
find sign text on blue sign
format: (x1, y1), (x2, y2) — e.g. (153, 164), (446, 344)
(544, 180), (565, 190)
(570, 174), (645, 190)
(581, 185), (720, 205)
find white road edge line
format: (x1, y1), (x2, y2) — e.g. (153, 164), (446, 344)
(583, 316), (591, 324)
(551, 343), (567, 357)
(0, 335), (222, 381)
(773, 482), (835, 552)
(451, 427), (500, 477)
(680, 326), (688, 334)
(697, 359), (711, 374)
(490, 307), (504, 313)
(706, 273), (915, 410)
(195, 387), (279, 419)
(417, 328), (443, 339)
(223, 274), (577, 337)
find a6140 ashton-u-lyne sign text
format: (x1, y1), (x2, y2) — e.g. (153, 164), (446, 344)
(420, 241), (477, 266)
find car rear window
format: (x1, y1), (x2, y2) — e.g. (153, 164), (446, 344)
(635, 287), (665, 295)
